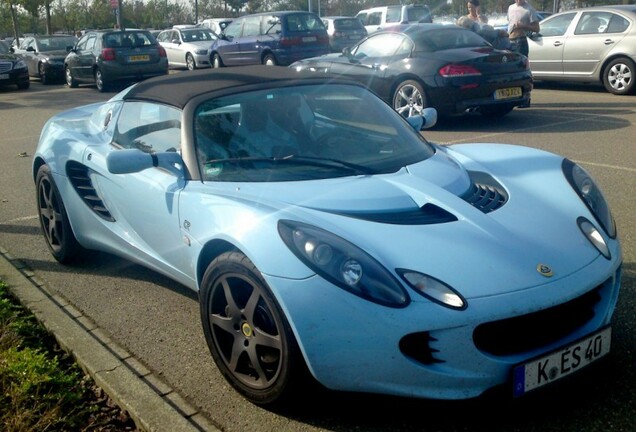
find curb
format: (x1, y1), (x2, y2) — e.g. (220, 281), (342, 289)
(0, 247), (220, 432)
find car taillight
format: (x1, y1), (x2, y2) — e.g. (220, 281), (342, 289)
(280, 36), (301, 47)
(439, 64), (481, 77)
(157, 45), (167, 57)
(101, 48), (116, 61)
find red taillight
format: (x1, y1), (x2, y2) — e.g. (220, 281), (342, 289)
(279, 36), (302, 47)
(101, 48), (116, 61)
(157, 45), (167, 57)
(439, 64), (481, 77)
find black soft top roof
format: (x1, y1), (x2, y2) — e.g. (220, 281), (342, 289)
(123, 66), (352, 109)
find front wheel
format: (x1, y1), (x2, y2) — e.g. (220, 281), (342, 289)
(36, 164), (83, 263)
(199, 252), (310, 406)
(65, 66), (78, 88)
(39, 63), (50, 85)
(392, 80), (427, 118)
(603, 57), (635, 95)
(212, 53), (223, 68)
(186, 53), (196, 70)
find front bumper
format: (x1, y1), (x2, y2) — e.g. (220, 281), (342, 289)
(266, 249), (621, 400)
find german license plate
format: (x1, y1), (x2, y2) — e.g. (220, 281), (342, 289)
(0, 74), (8, 79)
(302, 36), (316, 42)
(129, 55), (149, 62)
(494, 87), (522, 100)
(513, 327), (611, 397)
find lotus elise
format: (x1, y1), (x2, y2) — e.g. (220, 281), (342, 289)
(33, 66), (622, 406)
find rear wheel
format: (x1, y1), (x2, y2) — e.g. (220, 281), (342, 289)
(603, 57), (635, 95)
(200, 251), (311, 406)
(39, 63), (50, 85)
(65, 66), (78, 88)
(95, 68), (109, 92)
(212, 53), (223, 68)
(263, 53), (277, 66)
(36, 164), (83, 263)
(392, 80), (427, 118)
(186, 53), (196, 70)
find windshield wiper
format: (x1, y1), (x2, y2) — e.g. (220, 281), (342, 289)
(205, 155), (378, 175)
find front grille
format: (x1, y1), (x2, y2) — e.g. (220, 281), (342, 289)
(474, 287), (601, 356)
(399, 331), (444, 364)
(66, 161), (115, 222)
(461, 171), (508, 213)
(0, 62), (12, 73)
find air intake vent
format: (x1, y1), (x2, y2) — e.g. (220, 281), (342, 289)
(330, 203), (457, 225)
(399, 332), (444, 365)
(461, 171), (508, 213)
(66, 161), (115, 222)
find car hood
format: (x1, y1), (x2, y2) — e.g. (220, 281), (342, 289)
(0, 52), (19, 61)
(223, 144), (613, 299)
(184, 41), (212, 50)
(292, 53), (359, 69)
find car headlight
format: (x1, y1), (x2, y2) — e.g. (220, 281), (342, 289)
(278, 220), (409, 308)
(195, 49), (207, 55)
(15, 60), (27, 69)
(563, 159), (616, 238)
(397, 270), (466, 310)
(577, 217), (610, 259)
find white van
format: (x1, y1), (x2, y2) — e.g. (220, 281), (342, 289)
(356, 4), (432, 34)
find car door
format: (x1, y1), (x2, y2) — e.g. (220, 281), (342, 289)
(528, 12), (577, 77)
(15, 37), (37, 75)
(238, 15), (264, 65)
(95, 101), (192, 280)
(562, 11), (630, 77)
(158, 30), (178, 66)
(72, 33), (98, 81)
(328, 32), (407, 98)
(217, 18), (243, 65)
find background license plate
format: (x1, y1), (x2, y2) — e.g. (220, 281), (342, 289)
(129, 55), (149, 62)
(495, 87), (522, 99)
(513, 327), (611, 397)
(302, 36), (316, 42)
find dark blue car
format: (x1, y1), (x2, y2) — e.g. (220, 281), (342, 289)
(210, 11), (330, 67)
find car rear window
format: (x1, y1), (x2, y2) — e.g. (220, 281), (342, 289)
(284, 13), (326, 32)
(334, 18), (364, 30)
(104, 31), (155, 48)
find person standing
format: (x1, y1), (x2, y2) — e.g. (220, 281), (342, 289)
(507, 0), (540, 56)
(466, 0), (481, 23)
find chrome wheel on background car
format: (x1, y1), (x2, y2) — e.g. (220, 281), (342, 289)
(95, 68), (108, 92)
(200, 252), (309, 406)
(603, 57), (635, 95)
(393, 80), (426, 118)
(186, 53), (196, 70)
(212, 53), (223, 68)
(39, 62), (49, 85)
(65, 66), (78, 88)
(36, 164), (82, 263)
(263, 54), (277, 66)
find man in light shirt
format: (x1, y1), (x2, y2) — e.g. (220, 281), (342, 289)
(507, 0), (540, 56)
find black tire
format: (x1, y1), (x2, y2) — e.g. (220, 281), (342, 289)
(392, 79), (427, 118)
(199, 251), (310, 406)
(212, 53), (224, 68)
(263, 53), (277, 66)
(17, 80), (30, 90)
(39, 62), (50, 85)
(65, 66), (78, 88)
(186, 53), (196, 70)
(95, 68), (109, 92)
(480, 104), (514, 118)
(36, 164), (83, 263)
(602, 57), (635, 95)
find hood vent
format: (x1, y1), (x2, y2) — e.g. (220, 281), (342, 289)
(329, 203), (457, 225)
(461, 171), (508, 213)
(66, 161), (115, 222)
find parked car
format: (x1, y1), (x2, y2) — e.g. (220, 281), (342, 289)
(356, 4), (432, 35)
(322, 16), (368, 52)
(13, 34), (77, 84)
(291, 24), (532, 118)
(210, 11), (329, 67)
(198, 18), (233, 34)
(33, 65), (622, 406)
(157, 27), (216, 70)
(528, 5), (636, 95)
(0, 40), (29, 90)
(64, 29), (168, 92)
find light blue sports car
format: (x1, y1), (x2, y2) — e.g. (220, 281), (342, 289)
(33, 66), (622, 406)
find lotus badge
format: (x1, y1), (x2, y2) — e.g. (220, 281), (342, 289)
(537, 264), (553, 277)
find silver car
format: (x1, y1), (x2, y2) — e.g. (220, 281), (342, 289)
(156, 27), (216, 70)
(528, 5), (636, 95)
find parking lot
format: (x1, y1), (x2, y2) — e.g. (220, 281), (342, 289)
(0, 76), (635, 431)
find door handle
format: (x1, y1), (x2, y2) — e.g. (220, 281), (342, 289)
(604, 39), (615, 45)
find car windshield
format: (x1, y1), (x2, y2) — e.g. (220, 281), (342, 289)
(194, 84), (435, 182)
(334, 18), (365, 30)
(181, 29), (216, 42)
(37, 36), (76, 51)
(0, 42), (8, 54)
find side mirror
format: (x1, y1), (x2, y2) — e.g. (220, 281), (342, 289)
(107, 149), (183, 175)
(27, 46), (35, 52)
